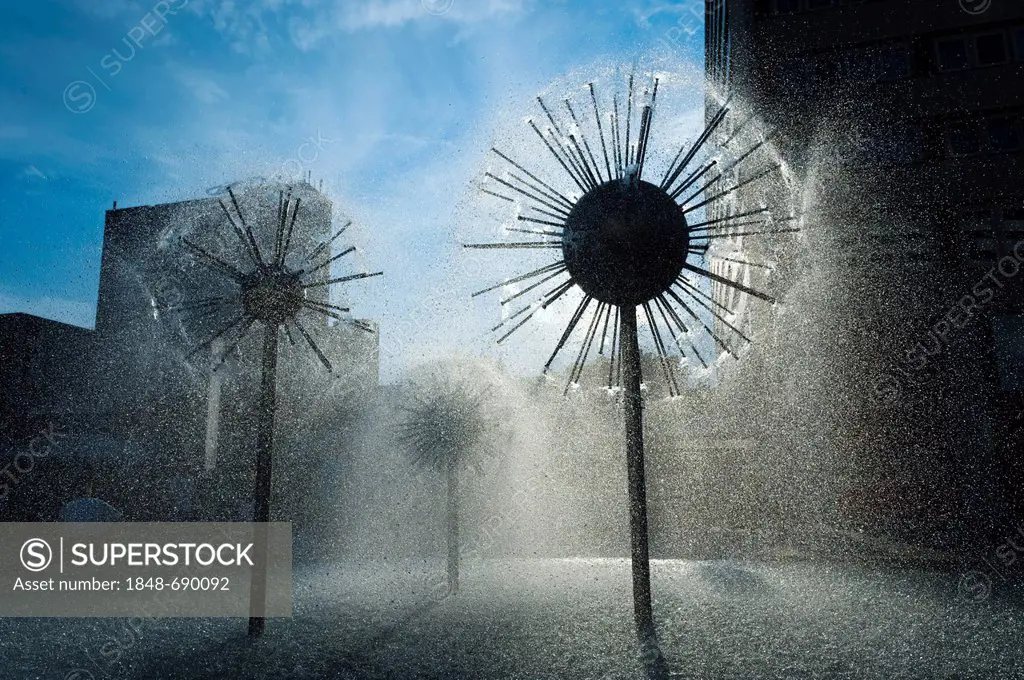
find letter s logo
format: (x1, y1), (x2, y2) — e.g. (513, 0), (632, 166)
(20, 538), (52, 572)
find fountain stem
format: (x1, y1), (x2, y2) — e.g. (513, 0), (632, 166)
(447, 455), (460, 595)
(249, 323), (279, 638)
(621, 305), (655, 644)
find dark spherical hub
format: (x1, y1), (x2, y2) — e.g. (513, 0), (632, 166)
(562, 179), (689, 307)
(241, 268), (304, 324)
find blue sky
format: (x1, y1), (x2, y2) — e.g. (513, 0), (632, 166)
(0, 0), (705, 379)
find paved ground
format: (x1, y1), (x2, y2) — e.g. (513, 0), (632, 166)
(2, 559), (1022, 679)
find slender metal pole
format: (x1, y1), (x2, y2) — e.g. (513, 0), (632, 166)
(620, 305), (655, 644)
(446, 455), (460, 595)
(248, 323), (278, 638)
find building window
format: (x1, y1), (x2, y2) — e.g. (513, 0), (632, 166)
(1004, 209), (1024, 237)
(843, 44), (911, 81)
(878, 44), (912, 79)
(936, 37), (970, 71)
(1014, 28), (1024, 62)
(774, 55), (829, 87)
(894, 125), (927, 163)
(860, 123), (927, 165)
(946, 121), (981, 155)
(773, 0), (802, 14)
(972, 236), (997, 261)
(975, 32), (1009, 67)
(992, 316), (1024, 391)
(986, 116), (1022, 152)
(961, 213), (996, 264)
(806, 0), (834, 9)
(843, 48), (876, 81)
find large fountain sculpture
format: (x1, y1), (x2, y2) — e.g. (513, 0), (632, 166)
(397, 377), (493, 596)
(173, 184), (382, 638)
(466, 69), (797, 660)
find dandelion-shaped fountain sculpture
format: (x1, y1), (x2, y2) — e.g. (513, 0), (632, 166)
(465, 74), (797, 651)
(174, 185), (381, 638)
(396, 381), (491, 596)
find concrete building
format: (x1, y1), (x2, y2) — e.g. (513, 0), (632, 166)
(704, 0), (1024, 552)
(0, 314), (97, 431)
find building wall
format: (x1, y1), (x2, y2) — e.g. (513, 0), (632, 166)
(0, 314), (96, 435)
(705, 0), (1024, 551)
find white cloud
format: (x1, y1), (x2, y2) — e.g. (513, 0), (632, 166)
(71, 0), (144, 19)
(151, 31), (177, 47)
(18, 164), (47, 181)
(171, 66), (230, 103)
(189, 0), (277, 54)
(191, 0), (529, 53)
(337, 0), (526, 31)
(630, 1), (705, 30)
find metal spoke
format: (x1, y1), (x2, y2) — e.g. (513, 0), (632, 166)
(182, 239), (246, 281)
(491, 148), (575, 209)
(686, 207), (769, 231)
(674, 279), (752, 344)
(670, 161), (719, 202)
(566, 302), (605, 394)
(589, 83), (614, 182)
(306, 246), (356, 276)
(529, 120), (589, 193)
(655, 295), (710, 368)
(293, 317), (332, 371)
(462, 242), (561, 250)
(309, 220), (352, 262)
(682, 163), (782, 215)
(219, 199), (264, 272)
(665, 287), (740, 358)
(500, 268), (568, 305)
(543, 294), (592, 371)
(682, 262), (776, 304)
(485, 172), (572, 218)
(304, 271), (384, 289)
(189, 314), (248, 359)
(472, 261), (566, 298)
(661, 95), (731, 190)
(565, 99), (604, 184)
(696, 227), (800, 240)
(227, 187), (267, 273)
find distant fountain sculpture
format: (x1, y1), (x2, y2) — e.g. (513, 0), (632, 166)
(466, 69), (797, 661)
(170, 184), (381, 638)
(397, 379), (492, 595)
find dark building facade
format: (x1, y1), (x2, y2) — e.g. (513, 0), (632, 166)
(705, 0), (1024, 553)
(1, 180), (379, 538)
